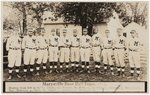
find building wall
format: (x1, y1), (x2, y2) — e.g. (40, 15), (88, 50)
(44, 24), (82, 37)
(44, 23), (108, 37)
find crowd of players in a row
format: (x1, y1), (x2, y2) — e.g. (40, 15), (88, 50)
(6, 27), (142, 80)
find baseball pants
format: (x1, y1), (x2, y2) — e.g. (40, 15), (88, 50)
(114, 49), (125, 67)
(24, 49), (36, 65)
(129, 51), (140, 68)
(102, 49), (113, 65)
(8, 49), (22, 68)
(92, 47), (101, 62)
(60, 48), (70, 62)
(49, 47), (58, 62)
(71, 47), (80, 62)
(36, 49), (48, 64)
(80, 48), (90, 62)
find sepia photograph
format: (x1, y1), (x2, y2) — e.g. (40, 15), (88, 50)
(2, 1), (148, 93)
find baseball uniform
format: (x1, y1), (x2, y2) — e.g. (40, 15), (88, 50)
(59, 35), (71, 70)
(36, 35), (48, 72)
(70, 35), (80, 70)
(92, 33), (102, 71)
(101, 36), (113, 71)
(49, 35), (59, 71)
(114, 35), (126, 74)
(6, 35), (22, 79)
(128, 36), (141, 76)
(22, 35), (37, 73)
(80, 35), (91, 70)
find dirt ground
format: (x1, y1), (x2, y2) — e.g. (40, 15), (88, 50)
(3, 60), (147, 82)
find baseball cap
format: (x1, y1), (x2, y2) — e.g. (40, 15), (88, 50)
(83, 28), (88, 32)
(63, 29), (67, 33)
(130, 30), (136, 33)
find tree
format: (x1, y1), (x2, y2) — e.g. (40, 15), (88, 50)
(29, 2), (55, 29)
(55, 2), (117, 35)
(116, 2), (148, 28)
(11, 2), (33, 34)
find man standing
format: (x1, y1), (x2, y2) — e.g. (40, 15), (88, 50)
(22, 28), (37, 77)
(35, 28), (48, 75)
(70, 29), (80, 72)
(92, 27), (102, 73)
(59, 29), (71, 72)
(6, 29), (22, 79)
(49, 29), (59, 73)
(128, 30), (141, 79)
(114, 28), (126, 76)
(80, 28), (91, 73)
(101, 29), (113, 75)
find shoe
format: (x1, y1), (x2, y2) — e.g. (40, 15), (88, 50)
(122, 74), (125, 77)
(45, 71), (48, 75)
(111, 72), (114, 75)
(17, 74), (21, 79)
(8, 75), (12, 80)
(35, 72), (40, 76)
(49, 70), (52, 73)
(87, 70), (91, 73)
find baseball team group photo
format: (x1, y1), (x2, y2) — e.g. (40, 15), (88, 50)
(3, 2), (148, 82)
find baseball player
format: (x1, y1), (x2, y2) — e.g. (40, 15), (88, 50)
(6, 30), (22, 79)
(80, 28), (91, 73)
(70, 29), (80, 72)
(92, 27), (102, 73)
(59, 29), (71, 72)
(101, 29), (113, 74)
(113, 28), (127, 76)
(49, 29), (59, 73)
(22, 28), (37, 77)
(35, 28), (48, 75)
(128, 30), (141, 78)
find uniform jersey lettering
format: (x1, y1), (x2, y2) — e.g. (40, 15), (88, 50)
(32, 39), (36, 43)
(66, 39), (69, 42)
(18, 39), (21, 44)
(76, 38), (80, 42)
(55, 38), (58, 42)
(86, 38), (90, 42)
(134, 41), (139, 46)
(108, 40), (112, 44)
(95, 37), (99, 41)
(119, 39), (124, 44)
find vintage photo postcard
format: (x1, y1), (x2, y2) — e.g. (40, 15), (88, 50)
(2, 1), (148, 93)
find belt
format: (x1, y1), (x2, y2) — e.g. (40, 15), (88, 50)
(82, 47), (89, 49)
(49, 45), (58, 47)
(9, 47), (21, 50)
(26, 47), (36, 50)
(39, 47), (47, 50)
(72, 46), (79, 48)
(115, 47), (124, 49)
(61, 46), (69, 48)
(129, 49), (138, 52)
(104, 48), (112, 49)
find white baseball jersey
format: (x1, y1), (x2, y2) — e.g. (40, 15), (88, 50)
(59, 36), (71, 47)
(92, 33), (101, 46)
(36, 35), (48, 48)
(22, 35), (37, 49)
(71, 35), (80, 47)
(102, 37), (113, 48)
(114, 36), (126, 48)
(49, 35), (59, 46)
(6, 35), (22, 67)
(80, 35), (91, 48)
(6, 35), (22, 50)
(128, 37), (140, 50)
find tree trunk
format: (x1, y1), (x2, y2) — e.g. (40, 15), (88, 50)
(22, 3), (27, 35)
